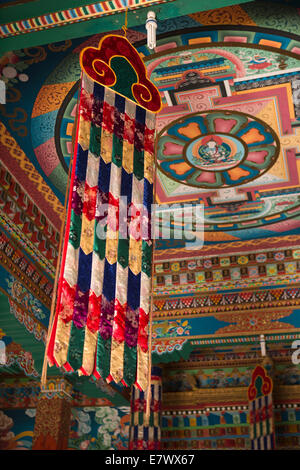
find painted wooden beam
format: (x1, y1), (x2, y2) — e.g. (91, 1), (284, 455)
(0, 0), (254, 54)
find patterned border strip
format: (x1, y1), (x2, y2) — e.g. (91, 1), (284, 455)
(154, 247), (300, 295)
(0, 214), (56, 278)
(153, 287), (300, 316)
(0, 0), (175, 38)
(154, 235), (300, 259)
(190, 332), (300, 346)
(154, 276), (300, 297)
(0, 161), (59, 270)
(162, 406), (249, 414)
(155, 248), (300, 274)
(0, 121), (64, 228)
(0, 233), (53, 307)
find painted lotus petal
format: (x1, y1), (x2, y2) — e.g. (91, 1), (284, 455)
(167, 116), (207, 141)
(223, 164), (260, 185)
(160, 159), (195, 180)
(205, 112), (248, 135)
(237, 122), (275, 147)
(187, 169), (222, 188)
(245, 145), (276, 169)
(163, 141), (184, 156)
(213, 118), (240, 134)
(157, 135), (185, 161)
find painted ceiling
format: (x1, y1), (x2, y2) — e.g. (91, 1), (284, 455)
(1, 0), (300, 395)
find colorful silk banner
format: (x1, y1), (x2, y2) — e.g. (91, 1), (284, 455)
(248, 365), (275, 450)
(47, 34), (161, 390)
(129, 366), (162, 450)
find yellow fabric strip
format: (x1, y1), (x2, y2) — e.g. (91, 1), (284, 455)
(144, 150), (154, 184)
(81, 328), (98, 375)
(109, 338), (124, 383)
(105, 233), (118, 265)
(78, 119), (91, 151)
(129, 238), (142, 275)
(134, 411), (139, 427)
(80, 215), (95, 255)
(100, 129), (113, 164)
(122, 97), (136, 173)
(136, 345), (149, 391)
(53, 317), (72, 367)
(122, 139), (134, 174)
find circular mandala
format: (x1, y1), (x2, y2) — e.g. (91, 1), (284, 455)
(157, 110), (280, 189)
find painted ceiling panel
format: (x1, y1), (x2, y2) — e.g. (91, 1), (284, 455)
(0, 1), (300, 378)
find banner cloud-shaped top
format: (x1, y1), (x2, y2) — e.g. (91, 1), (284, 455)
(80, 34), (162, 113)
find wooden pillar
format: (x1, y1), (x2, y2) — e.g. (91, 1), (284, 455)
(32, 378), (72, 450)
(129, 366), (162, 450)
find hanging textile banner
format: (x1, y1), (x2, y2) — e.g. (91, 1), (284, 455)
(47, 34), (161, 390)
(248, 365), (275, 450)
(129, 366), (162, 450)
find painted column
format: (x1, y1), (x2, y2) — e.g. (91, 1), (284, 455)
(129, 366), (162, 450)
(32, 378), (72, 450)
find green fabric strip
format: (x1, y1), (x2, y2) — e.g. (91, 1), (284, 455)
(96, 334), (111, 380)
(69, 210), (82, 250)
(93, 227), (106, 259)
(118, 238), (129, 268)
(141, 240), (152, 277)
(133, 147), (144, 181)
(67, 322), (85, 372)
(112, 135), (123, 167)
(89, 123), (102, 156)
(123, 343), (137, 387)
(148, 407), (154, 428)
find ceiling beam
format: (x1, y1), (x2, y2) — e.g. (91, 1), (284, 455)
(0, 0), (254, 54)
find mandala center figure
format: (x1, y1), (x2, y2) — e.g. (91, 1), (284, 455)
(185, 133), (246, 172)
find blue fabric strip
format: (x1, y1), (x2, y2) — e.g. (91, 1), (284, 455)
(76, 249), (93, 292)
(127, 270), (141, 310)
(98, 159), (111, 193)
(75, 145), (88, 181)
(102, 259), (117, 301)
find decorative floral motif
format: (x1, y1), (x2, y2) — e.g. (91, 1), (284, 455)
(6, 275), (46, 321)
(69, 407), (130, 451)
(152, 319), (191, 339)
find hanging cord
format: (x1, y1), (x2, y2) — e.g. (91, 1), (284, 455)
(145, 131), (159, 425)
(41, 77), (82, 387)
(122, 7), (129, 37)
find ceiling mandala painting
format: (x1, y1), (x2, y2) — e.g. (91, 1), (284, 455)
(157, 110), (280, 188)
(142, 33), (300, 251)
